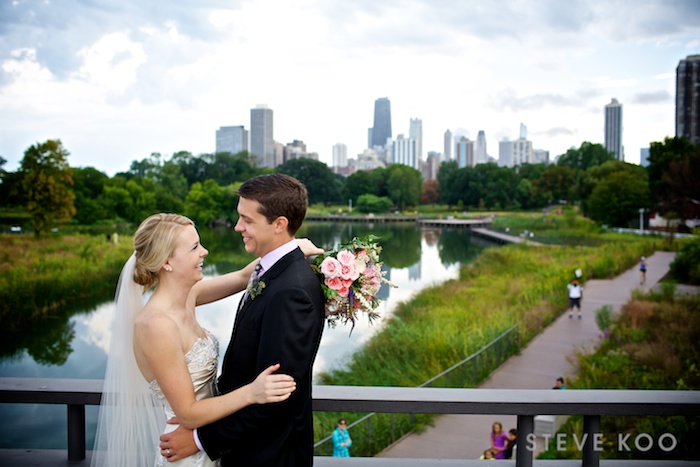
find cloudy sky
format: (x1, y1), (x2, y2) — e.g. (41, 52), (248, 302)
(1, 0), (699, 176)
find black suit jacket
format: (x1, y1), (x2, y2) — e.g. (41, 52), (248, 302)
(198, 247), (325, 466)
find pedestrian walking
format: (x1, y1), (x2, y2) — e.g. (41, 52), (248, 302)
(639, 256), (647, 285)
(567, 279), (583, 319)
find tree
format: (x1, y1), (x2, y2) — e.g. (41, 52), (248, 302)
(277, 158), (341, 205)
(647, 137), (700, 225)
(72, 167), (109, 224)
(557, 141), (615, 172)
(185, 180), (225, 227)
(0, 157), (24, 208)
(421, 179), (440, 204)
(344, 170), (379, 205)
(18, 140), (76, 236)
(587, 171), (650, 227)
(171, 151), (208, 186)
(102, 181), (133, 221)
(577, 161), (648, 216)
(385, 164), (422, 210)
(437, 160), (459, 206)
(207, 151), (258, 185)
(533, 165), (575, 204)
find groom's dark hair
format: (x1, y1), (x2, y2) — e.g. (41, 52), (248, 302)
(237, 173), (308, 235)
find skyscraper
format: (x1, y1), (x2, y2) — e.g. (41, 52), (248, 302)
(215, 125), (248, 154)
(409, 118), (423, 162)
(444, 129), (452, 161)
(250, 105), (274, 168)
(676, 54), (700, 145)
(371, 97), (392, 148)
(475, 130), (487, 164)
(391, 134), (418, 169)
(498, 139), (513, 167)
(455, 137), (474, 168)
(332, 143), (348, 168)
(605, 98), (623, 161)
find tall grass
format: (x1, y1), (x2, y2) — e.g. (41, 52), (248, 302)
(0, 234), (133, 327)
(314, 235), (656, 456)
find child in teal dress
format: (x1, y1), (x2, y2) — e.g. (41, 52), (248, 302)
(332, 418), (352, 457)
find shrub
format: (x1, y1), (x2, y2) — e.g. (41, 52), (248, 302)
(669, 234), (700, 284)
(356, 194), (393, 214)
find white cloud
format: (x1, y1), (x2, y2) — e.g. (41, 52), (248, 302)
(0, 0), (698, 172)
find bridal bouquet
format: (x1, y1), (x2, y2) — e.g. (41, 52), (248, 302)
(311, 235), (396, 332)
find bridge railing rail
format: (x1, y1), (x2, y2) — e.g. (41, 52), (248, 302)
(1, 377), (698, 467)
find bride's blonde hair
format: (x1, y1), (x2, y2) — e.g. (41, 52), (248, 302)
(132, 213), (194, 291)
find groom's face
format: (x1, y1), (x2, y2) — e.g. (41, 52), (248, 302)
(235, 196), (276, 257)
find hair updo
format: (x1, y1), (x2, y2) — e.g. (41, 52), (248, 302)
(132, 213), (194, 291)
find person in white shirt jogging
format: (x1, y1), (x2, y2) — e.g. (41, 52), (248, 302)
(567, 279), (583, 319)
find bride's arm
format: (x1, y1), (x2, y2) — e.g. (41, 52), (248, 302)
(136, 317), (295, 430)
(192, 238), (324, 306)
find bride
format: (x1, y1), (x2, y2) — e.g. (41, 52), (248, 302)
(91, 213), (323, 467)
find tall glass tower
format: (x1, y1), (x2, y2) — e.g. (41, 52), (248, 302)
(475, 130), (487, 164)
(676, 55), (700, 145)
(604, 98), (623, 161)
(215, 125), (248, 155)
(371, 97), (392, 148)
(250, 105), (274, 168)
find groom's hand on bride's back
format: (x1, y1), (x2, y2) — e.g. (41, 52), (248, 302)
(159, 426), (198, 462)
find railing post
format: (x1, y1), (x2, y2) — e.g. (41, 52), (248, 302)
(582, 415), (601, 467)
(67, 403), (86, 461)
(516, 414), (534, 467)
(390, 413), (395, 442)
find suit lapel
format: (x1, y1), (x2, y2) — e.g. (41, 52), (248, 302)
(231, 248), (303, 340)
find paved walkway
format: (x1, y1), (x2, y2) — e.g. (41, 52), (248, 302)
(377, 251), (677, 460)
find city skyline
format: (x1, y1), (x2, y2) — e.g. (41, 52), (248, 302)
(0, 1), (698, 176)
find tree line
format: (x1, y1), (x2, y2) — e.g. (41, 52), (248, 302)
(0, 137), (698, 237)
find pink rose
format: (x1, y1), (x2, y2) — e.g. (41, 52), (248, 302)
(337, 284), (350, 297)
(363, 266), (380, 278)
(325, 276), (343, 291)
(320, 257), (342, 278)
(340, 263), (359, 281)
(336, 249), (356, 266)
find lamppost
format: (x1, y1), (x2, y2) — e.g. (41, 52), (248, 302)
(639, 208), (645, 233)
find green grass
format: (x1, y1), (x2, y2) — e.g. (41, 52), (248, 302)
(0, 233), (134, 326)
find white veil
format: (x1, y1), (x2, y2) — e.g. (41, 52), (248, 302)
(91, 253), (164, 467)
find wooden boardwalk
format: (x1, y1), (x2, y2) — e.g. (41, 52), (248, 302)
(306, 215), (494, 228)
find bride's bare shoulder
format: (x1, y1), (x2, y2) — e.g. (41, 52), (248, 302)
(134, 303), (178, 337)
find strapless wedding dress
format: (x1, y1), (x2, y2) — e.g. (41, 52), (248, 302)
(150, 329), (220, 467)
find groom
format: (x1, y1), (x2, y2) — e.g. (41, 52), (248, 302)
(161, 173), (325, 466)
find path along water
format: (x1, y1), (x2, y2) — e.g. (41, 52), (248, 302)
(377, 251), (678, 460)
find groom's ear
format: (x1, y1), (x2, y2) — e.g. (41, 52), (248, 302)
(273, 216), (289, 234)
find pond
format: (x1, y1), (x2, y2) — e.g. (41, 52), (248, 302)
(0, 221), (495, 449)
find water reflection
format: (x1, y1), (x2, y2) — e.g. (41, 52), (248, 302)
(0, 223), (489, 449)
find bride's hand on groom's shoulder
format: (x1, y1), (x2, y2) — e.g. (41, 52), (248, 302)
(297, 238), (324, 257)
(250, 363), (296, 405)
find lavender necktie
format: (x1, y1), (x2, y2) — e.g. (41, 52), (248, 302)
(240, 262), (262, 309)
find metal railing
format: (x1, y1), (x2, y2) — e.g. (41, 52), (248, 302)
(1, 378), (698, 467)
(313, 324), (520, 455)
